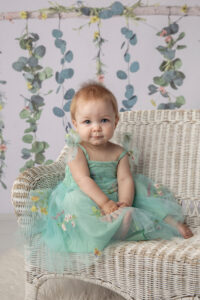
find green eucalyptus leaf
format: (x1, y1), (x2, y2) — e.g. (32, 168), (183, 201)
(63, 101), (71, 112)
(175, 96), (185, 108)
(28, 56), (38, 67)
(55, 71), (65, 84)
(44, 67), (53, 78)
(24, 124), (37, 133)
(170, 81), (178, 90)
(35, 110), (42, 120)
(124, 53), (130, 62)
(80, 7), (91, 16)
(34, 45), (46, 58)
(64, 51), (73, 63)
(38, 71), (46, 81)
(35, 152), (45, 164)
(44, 159), (54, 165)
(31, 95), (44, 106)
(55, 39), (66, 54)
(177, 45), (187, 50)
(61, 68), (74, 79)
(99, 9), (113, 19)
(12, 61), (25, 72)
(43, 142), (49, 149)
(30, 33), (39, 41)
(163, 70), (176, 83)
(176, 32), (185, 42)
(52, 29), (63, 38)
(23, 73), (34, 81)
(53, 107), (65, 117)
(148, 84), (158, 95)
(121, 27), (128, 35)
(64, 88), (75, 100)
(21, 148), (31, 159)
(20, 109), (31, 119)
(153, 76), (168, 87)
(18, 57), (28, 64)
(22, 134), (33, 144)
(130, 34), (137, 45)
(111, 2), (124, 15)
(19, 39), (27, 50)
(163, 49), (175, 60)
(24, 159), (35, 168)
(116, 70), (127, 80)
(173, 58), (182, 70)
(130, 62), (139, 73)
(31, 141), (44, 153)
(1, 181), (7, 189)
(125, 30), (133, 39)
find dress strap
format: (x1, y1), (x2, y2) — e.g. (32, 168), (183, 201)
(117, 150), (128, 162)
(78, 144), (90, 161)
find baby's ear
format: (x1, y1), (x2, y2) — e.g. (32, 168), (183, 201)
(72, 119), (77, 129)
(115, 115), (119, 128)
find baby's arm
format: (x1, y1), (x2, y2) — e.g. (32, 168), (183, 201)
(68, 147), (118, 214)
(117, 153), (134, 207)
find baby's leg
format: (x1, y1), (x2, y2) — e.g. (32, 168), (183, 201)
(112, 208), (133, 240)
(164, 215), (193, 239)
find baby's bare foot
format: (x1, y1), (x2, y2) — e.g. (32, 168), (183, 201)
(176, 222), (193, 239)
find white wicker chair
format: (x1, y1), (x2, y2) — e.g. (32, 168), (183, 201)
(11, 110), (200, 300)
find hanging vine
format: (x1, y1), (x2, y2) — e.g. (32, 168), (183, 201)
(51, 18), (75, 133)
(148, 21), (186, 109)
(116, 18), (139, 111)
(12, 17), (54, 172)
(0, 75), (7, 189)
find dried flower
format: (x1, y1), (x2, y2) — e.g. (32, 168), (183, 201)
(94, 31), (100, 40)
(27, 82), (33, 90)
(20, 11), (28, 19)
(165, 36), (172, 43)
(40, 207), (48, 215)
(0, 144), (6, 152)
(31, 196), (40, 202)
(181, 5), (188, 14)
(160, 29), (167, 37)
(90, 16), (100, 23)
(31, 205), (38, 212)
(62, 223), (67, 231)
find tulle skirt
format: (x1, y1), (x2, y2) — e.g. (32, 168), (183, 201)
(19, 174), (184, 273)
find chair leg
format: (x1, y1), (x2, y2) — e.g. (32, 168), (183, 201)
(25, 282), (39, 300)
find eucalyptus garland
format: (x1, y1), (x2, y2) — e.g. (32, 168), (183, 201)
(42, 1), (142, 82)
(12, 23), (54, 172)
(148, 22), (186, 109)
(52, 26), (75, 133)
(0, 79), (7, 189)
(116, 19), (139, 111)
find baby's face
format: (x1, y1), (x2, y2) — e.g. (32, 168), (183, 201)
(72, 97), (118, 146)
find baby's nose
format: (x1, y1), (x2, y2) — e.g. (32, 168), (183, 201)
(93, 122), (101, 131)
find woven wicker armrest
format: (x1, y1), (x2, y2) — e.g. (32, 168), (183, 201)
(11, 146), (68, 221)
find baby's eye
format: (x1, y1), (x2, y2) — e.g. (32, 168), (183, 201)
(83, 120), (91, 124)
(101, 119), (109, 123)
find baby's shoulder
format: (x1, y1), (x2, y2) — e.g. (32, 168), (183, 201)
(108, 142), (125, 159)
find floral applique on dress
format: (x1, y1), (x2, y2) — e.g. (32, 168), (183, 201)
(51, 210), (77, 231)
(30, 189), (51, 215)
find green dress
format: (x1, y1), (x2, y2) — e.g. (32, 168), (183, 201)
(26, 131), (184, 272)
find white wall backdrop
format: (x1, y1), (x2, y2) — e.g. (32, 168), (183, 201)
(0, 0), (200, 213)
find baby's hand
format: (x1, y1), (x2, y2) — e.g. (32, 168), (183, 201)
(117, 201), (132, 208)
(102, 200), (119, 215)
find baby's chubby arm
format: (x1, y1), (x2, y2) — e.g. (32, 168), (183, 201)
(67, 147), (118, 214)
(117, 153), (135, 207)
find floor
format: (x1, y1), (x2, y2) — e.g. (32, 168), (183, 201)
(0, 214), (18, 255)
